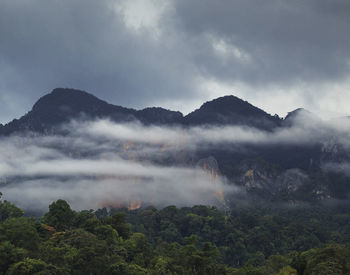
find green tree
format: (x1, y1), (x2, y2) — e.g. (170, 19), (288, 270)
(43, 199), (75, 231)
(106, 212), (131, 239)
(151, 256), (172, 275)
(61, 228), (110, 274)
(39, 241), (77, 272)
(0, 217), (40, 251)
(7, 258), (66, 275)
(304, 245), (350, 275)
(125, 233), (153, 268)
(0, 192), (24, 222)
(0, 241), (26, 274)
(291, 252), (307, 275)
(276, 266), (297, 275)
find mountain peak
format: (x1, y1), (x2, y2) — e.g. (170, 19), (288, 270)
(0, 88), (184, 135)
(1, 90), (285, 135)
(29, 87), (134, 126)
(0, 88), (138, 135)
(283, 108), (318, 126)
(284, 108), (310, 119)
(32, 88), (107, 112)
(184, 95), (281, 129)
(192, 95), (274, 117)
(199, 95), (253, 112)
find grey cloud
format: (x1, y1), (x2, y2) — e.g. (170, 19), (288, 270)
(172, 0), (350, 85)
(0, 0), (198, 122)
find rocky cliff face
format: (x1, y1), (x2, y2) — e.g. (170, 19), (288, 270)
(196, 156), (227, 206)
(217, 157), (332, 202)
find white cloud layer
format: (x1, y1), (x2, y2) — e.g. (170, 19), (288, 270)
(1, 113), (350, 211)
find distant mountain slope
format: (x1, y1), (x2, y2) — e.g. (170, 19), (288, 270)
(0, 88), (284, 135)
(184, 95), (281, 130)
(137, 107), (183, 125)
(1, 87), (350, 203)
(0, 88), (184, 135)
(283, 108), (320, 127)
(0, 87), (331, 171)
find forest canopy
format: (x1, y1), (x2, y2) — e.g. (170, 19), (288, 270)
(1, 193), (350, 274)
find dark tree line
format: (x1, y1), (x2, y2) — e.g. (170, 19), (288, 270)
(1, 192), (350, 274)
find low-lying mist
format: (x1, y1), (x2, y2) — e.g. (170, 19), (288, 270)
(1, 112), (350, 211)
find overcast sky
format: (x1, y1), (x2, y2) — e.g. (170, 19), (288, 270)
(1, 0), (350, 123)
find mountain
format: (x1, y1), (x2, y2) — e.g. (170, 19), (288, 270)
(284, 108), (310, 121)
(136, 107), (183, 125)
(0, 88), (283, 135)
(0, 88), (183, 135)
(0, 88), (133, 134)
(184, 95), (281, 130)
(1, 88), (349, 203)
(283, 108), (321, 127)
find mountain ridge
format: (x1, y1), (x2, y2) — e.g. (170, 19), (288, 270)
(0, 88), (287, 135)
(1, 88), (350, 203)
(184, 95), (281, 129)
(0, 88), (184, 135)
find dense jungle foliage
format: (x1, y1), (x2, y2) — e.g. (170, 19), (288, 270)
(1, 192), (350, 274)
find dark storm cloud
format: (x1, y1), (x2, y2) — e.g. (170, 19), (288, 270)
(0, 0), (350, 123)
(0, 0), (198, 122)
(172, 0), (350, 84)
